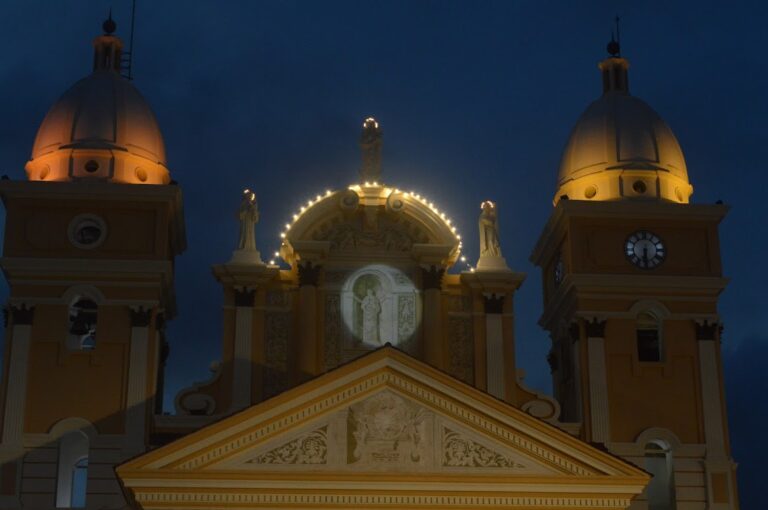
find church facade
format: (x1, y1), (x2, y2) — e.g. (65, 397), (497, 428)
(0, 18), (738, 510)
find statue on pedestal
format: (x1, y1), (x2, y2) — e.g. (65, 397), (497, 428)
(230, 188), (264, 265)
(476, 200), (510, 271)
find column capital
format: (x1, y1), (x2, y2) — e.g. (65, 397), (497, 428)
(234, 287), (256, 307)
(129, 306), (152, 328)
(482, 293), (505, 314)
(421, 265), (445, 290)
(695, 320), (721, 341)
(298, 260), (322, 287)
(9, 304), (35, 326)
(585, 317), (606, 338)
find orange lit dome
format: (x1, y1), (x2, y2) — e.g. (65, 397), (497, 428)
(25, 19), (169, 185)
(555, 56), (692, 205)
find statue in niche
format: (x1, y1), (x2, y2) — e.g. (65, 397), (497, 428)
(230, 188), (263, 264)
(479, 200), (501, 257)
(353, 274), (384, 345)
(359, 289), (381, 345)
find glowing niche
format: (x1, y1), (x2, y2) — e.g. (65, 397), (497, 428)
(341, 265), (420, 347)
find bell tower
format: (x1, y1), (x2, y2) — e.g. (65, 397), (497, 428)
(531, 40), (739, 510)
(0, 16), (185, 509)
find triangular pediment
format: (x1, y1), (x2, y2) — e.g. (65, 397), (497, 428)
(118, 347), (648, 509)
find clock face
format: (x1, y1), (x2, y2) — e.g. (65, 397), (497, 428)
(68, 215), (107, 249)
(625, 231), (665, 269)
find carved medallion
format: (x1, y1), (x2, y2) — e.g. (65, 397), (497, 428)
(348, 391), (427, 468)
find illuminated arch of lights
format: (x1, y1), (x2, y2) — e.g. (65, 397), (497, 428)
(266, 183), (477, 272)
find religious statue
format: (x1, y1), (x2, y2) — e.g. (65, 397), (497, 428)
(238, 189), (259, 250)
(479, 200), (501, 257)
(359, 117), (383, 183)
(229, 188), (264, 264)
(359, 289), (381, 345)
(476, 200), (510, 271)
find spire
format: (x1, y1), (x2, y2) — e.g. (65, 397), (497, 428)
(599, 16), (629, 94)
(92, 12), (124, 73)
(359, 117), (382, 183)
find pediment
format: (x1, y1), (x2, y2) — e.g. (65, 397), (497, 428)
(118, 347), (648, 509)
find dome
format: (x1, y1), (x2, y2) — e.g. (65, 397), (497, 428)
(25, 31), (169, 184)
(555, 57), (693, 204)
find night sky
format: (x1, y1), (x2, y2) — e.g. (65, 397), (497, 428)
(1, 0), (766, 505)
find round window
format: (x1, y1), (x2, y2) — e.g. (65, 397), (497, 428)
(68, 215), (107, 249)
(584, 185), (597, 199)
(632, 180), (647, 194)
(84, 160), (100, 173)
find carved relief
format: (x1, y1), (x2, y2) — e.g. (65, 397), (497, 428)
(324, 294), (341, 370)
(448, 316), (474, 385)
(347, 391), (428, 468)
(397, 295), (416, 342)
(247, 426), (327, 465)
(443, 428), (525, 469)
(264, 311), (290, 399)
(312, 215), (429, 253)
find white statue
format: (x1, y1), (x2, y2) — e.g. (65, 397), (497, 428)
(476, 200), (510, 271)
(479, 201), (501, 257)
(230, 188), (264, 264)
(360, 289), (381, 345)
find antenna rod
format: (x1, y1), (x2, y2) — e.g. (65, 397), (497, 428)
(127, 0), (136, 79)
(615, 15), (621, 49)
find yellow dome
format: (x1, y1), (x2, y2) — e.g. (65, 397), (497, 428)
(25, 31), (169, 184)
(555, 58), (693, 204)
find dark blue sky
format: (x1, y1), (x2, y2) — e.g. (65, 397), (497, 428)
(1, 1), (766, 505)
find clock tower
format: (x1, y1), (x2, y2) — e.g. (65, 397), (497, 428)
(531, 44), (739, 509)
(0, 17), (185, 509)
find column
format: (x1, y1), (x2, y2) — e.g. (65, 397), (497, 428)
(421, 265), (444, 369)
(585, 318), (610, 443)
(1, 305), (34, 449)
(297, 261), (321, 381)
(231, 288), (255, 411)
(483, 294), (505, 399)
(125, 307), (151, 452)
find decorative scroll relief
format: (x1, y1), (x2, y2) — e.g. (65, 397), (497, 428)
(443, 428), (525, 469)
(247, 427), (327, 465)
(348, 391), (429, 469)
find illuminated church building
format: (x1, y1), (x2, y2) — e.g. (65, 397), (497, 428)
(0, 18), (739, 510)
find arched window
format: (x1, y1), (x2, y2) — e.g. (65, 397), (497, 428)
(67, 298), (98, 351)
(644, 440), (677, 510)
(636, 311), (662, 362)
(56, 431), (89, 508)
